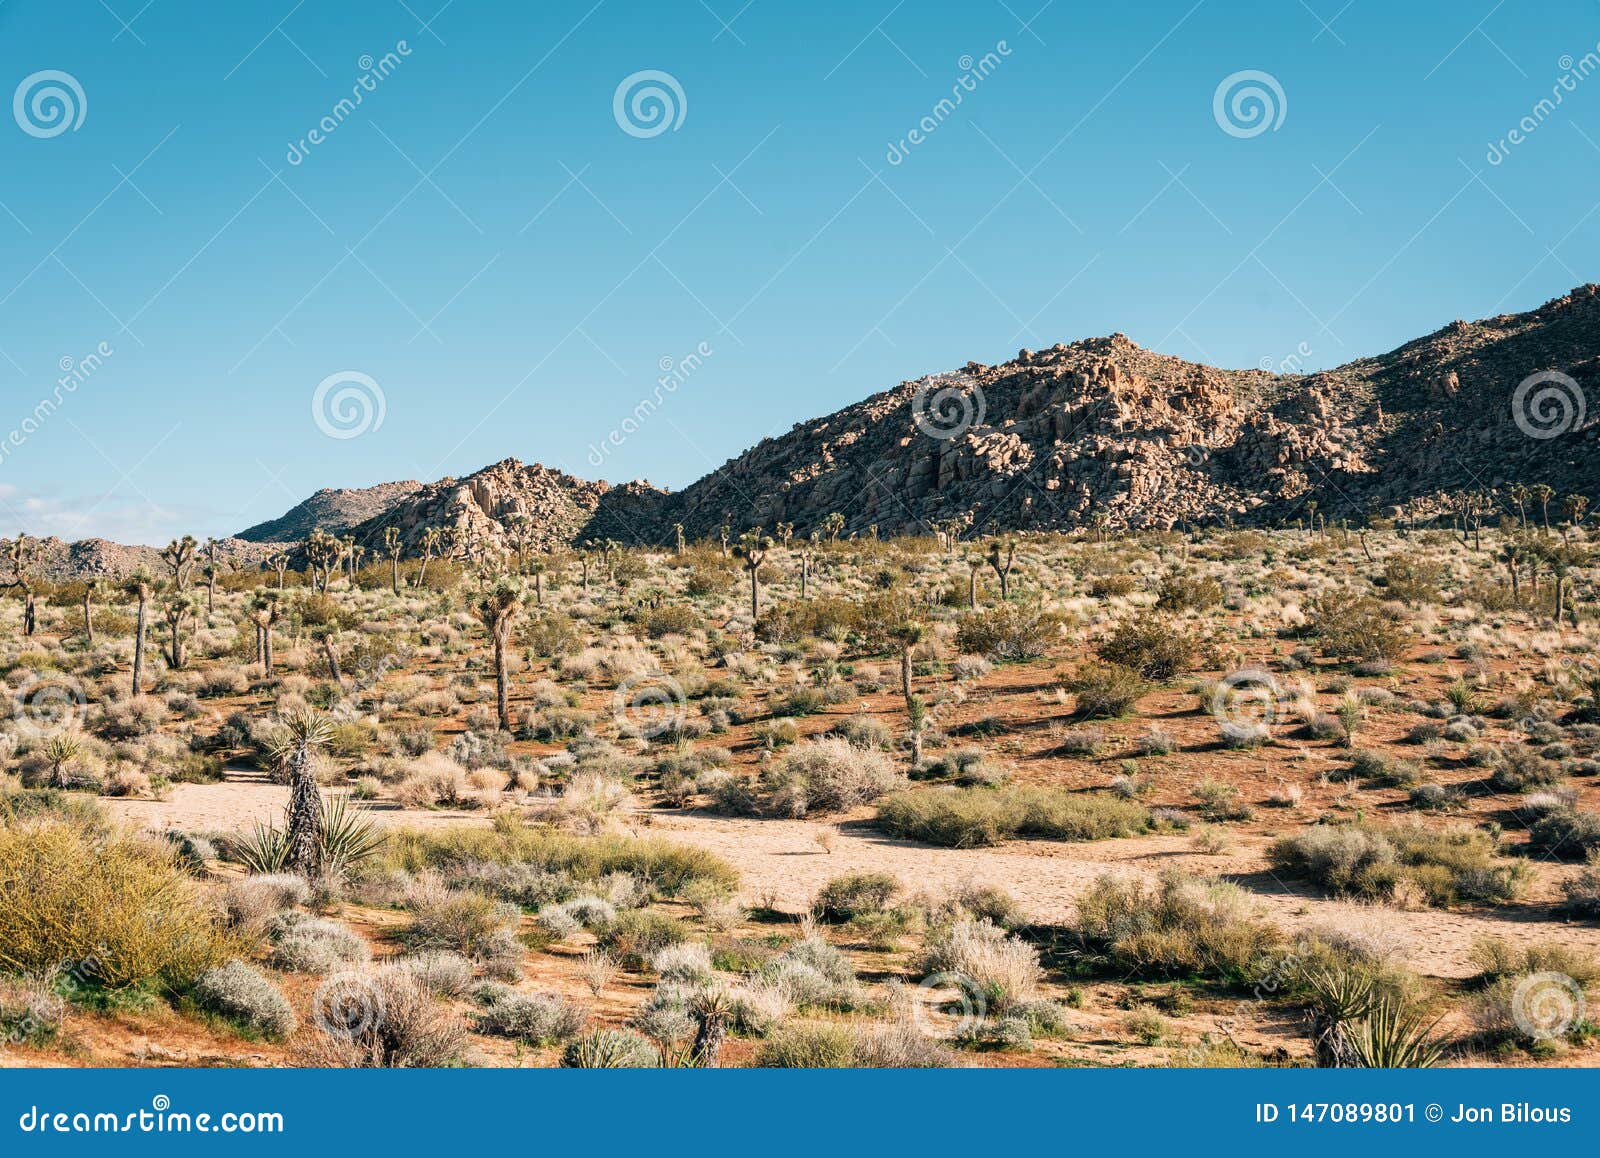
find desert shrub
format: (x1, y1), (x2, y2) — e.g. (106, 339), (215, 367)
(1096, 616), (1197, 680)
(475, 990), (587, 1044)
(192, 961), (296, 1038)
(1064, 661), (1149, 718)
(378, 823), (738, 898)
(401, 891), (520, 973)
(830, 714), (893, 750)
(758, 738), (904, 818)
(756, 1022), (859, 1067)
(296, 969), (468, 1067)
(1378, 554), (1447, 605)
(1071, 870), (1278, 981)
(0, 975), (65, 1045)
(1490, 746), (1564, 793)
(639, 604), (699, 639)
(1271, 822), (1522, 905)
(954, 604), (1065, 662)
(269, 914), (370, 973)
(1469, 936), (1599, 986)
(393, 951), (474, 998)
(562, 1027), (658, 1067)
(917, 917), (1040, 1010)
(814, 872), (901, 921)
(522, 613), (582, 658)
(1527, 809), (1600, 860)
(1154, 572), (1224, 612)
(597, 909), (690, 968)
(877, 786), (1147, 848)
(1304, 589), (1408, 663)
(0, 820), (230, 987)
(1194, 779), (1250, 822)
(222, 873), (310, 933)
(1563, 856), (1600, 918)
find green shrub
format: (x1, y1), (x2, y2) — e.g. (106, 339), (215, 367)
(597, 909), (691, 968)
(756, 1022), (859, 1067)
(876, 787), (1148, 848)
(1305, 589), (1408, 663)
(562, 1027), (659, 1067)
(814, 872), (901, 921)
(1071, 870), (1278, 981)
(1096, 616), (1198, 680)
(1064, 661), (1149, 718)
(474, 990), (587, 1044)
(954, 605), (1066, 662)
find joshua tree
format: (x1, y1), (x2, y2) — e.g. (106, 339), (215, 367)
(347, 543), (366, 581)
(689, 989), (732, 1068)
(415, 527), (444, 588)
(298, 593), (356, 688)
(734, 530), (774, 622)
(382, 526), (404, 595)
(76, 577), (97, 645)
(202, 538), (224, 613)
(821, 512), (846, 543)
(268, 550), (290, 590)
(1499, 538), (1527, 604)
(798, 532), (820, 599)
(303, 529), (342, 593)
(528, 558), (547, 606)
(1563, 493), (1590, 532)
(987, 539), (1018, 600)
(162, 591), (198, 669)
(1, 533), (39, 636)
(891, 619), (926, 703)
(1532, 483), (1555, 532)
(1509, 482), (1530, 526)
(717, 524), (731, 559)
(474, 579), (522, 732)
(1543, 540), (1591, 624)
(123, 569), (154, 695)
(775, 522), (794, 548)
(505, 513), (537, 574)
(276, 710), (334, 878)
(251, 592), (282, 674)
(672, 523), (686, 553)
(966, 553), (984, 609)
(906, 693), (929, 770)
(161, 534), (198, 590)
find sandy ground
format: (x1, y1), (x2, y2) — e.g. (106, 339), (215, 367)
(105, 778), (1600, 981)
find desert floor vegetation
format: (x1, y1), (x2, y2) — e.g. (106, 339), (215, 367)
(3, 518), (1600, 1067)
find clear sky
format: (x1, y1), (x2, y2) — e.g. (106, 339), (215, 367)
(2, 0), (1599, 544)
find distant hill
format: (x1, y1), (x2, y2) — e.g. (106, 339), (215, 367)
(27, 285), (1600, 577)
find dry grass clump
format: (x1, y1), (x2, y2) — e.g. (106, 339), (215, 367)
(916, 917), (1041, 1010)
(876, 786), (1149, 848)
(1070, 870), (1278, 981)
(756, 737), (904, 818)
(1269, 822), (1524, 906)
(295, 968), (469, 1067)
(474, 989), (588, 1044)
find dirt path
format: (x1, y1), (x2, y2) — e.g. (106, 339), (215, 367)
(108, 779), (1600, 981)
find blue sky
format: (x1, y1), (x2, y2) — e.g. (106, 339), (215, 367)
(2, 0), (1599, 544)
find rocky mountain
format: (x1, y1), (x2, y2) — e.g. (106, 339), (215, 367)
(235, 479), (424, 543)
(32, 537), (284, 582)
(23, 285), (1600, 578)
(341, 459), (670, 556)
(667, 284), (1600, 539)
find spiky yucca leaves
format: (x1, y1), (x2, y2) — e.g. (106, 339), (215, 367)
(689, 987), (733, 1068)
(1305, 967), (1446, 1068)
(1342, 997), (1447, 1068)
(236, 794), (384, 880)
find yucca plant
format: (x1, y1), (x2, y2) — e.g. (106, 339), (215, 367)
(267, 711), (335, 877)
(235, 793), (383, 879)
(1342, 997), (1447, 1068)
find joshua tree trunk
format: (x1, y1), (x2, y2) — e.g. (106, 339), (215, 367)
(901, 644), (913, 700)
(493, 627), (511, 731)
(23, 591), (36, 636)
(800, 554), (809, 599)
(132, 595), (147, 695)
(968, 567), (979, 609)
(392, 555), (401, 596)
(284, 741), (323, 878)
(82, 590), (94, 646)
(749, 567), (760, 622)
(534, 571), (543, 605)
(263, 626), (275, 675)
(690, 1003), (729, 1068)
(323, 637), (343, 687)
